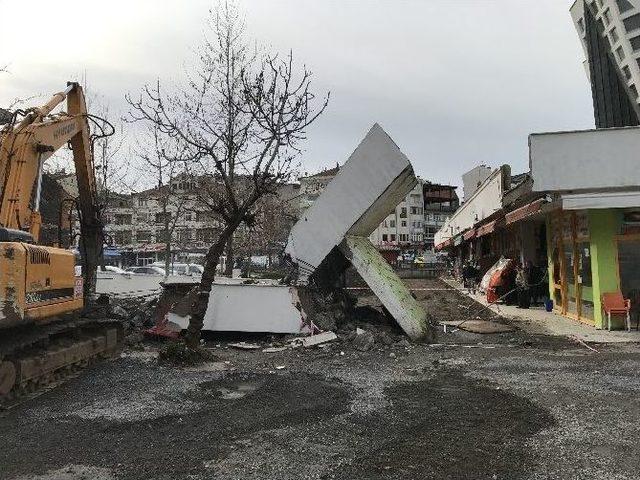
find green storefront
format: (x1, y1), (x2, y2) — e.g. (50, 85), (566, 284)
(547, 208), (640, 329)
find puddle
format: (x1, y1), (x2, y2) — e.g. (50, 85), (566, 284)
(199, 378), (263, 400)
(217, 382), (260, 400)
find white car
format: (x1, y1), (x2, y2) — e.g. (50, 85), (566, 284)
(101, 265), (128, 275)
(125, 266), (167, 276)
(151, 262), (204, 276)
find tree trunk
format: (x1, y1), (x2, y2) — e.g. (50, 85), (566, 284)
(224, 236), (234, 277)
(184, 221), (240, 348)
(164, 220), (171, 280)
(164, 241), (171, 279)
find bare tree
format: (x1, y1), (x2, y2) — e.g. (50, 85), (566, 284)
(127, 0), (328, 348)
(134, 122), (191, 278)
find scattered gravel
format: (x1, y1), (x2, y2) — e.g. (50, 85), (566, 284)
(2, 278), (640, 479)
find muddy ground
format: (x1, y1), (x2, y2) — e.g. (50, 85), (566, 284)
(2, 278), (640, 480)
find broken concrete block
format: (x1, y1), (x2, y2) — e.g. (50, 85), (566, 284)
(229, 342), (262, 350)
(167, 282), (311, 335)
(262, 347), (288, 353)
(340, 236), (429, 341)
(297, 331), (338, 348)
(286, 123), (416, 283)
(284, 123), (432, 341)
(353, 330), (375, 351)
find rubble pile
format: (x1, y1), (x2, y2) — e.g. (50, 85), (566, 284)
(84, 294), (160, 338)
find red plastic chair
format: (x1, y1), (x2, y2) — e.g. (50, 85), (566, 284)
(601, 292), (632, 331)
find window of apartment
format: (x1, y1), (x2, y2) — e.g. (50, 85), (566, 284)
(114, 231), (132, 245)
(603, 8), (612, 25)
(631, 83), (639, 97)
(138, 198), (147, 207)
(623, 13), (640, 33)
(399, 207), (407, 218)
(115, 214), (132, 225)
(156, 230), (170, 243)
(390, 234), (396, 242)
(401, 220), (407, 227)
(597, 18), (606, 34)
(155, 212), (171, 224)
(389, 220), (396, 228)
(637, 57), (640, 70)
(617, 45), (626, 60)
(410, 207), (418, 215)
(382, 234), (388, 242)
(136, 231), (152, 243)
(611, 26), (620, 44)
(399, 234), (409, 242)
(196, 228), (216, 243)
(631, 35), (640, 50)
(184, 212), (193, 222)
(578, 17), (585, 33)
(178, 229), (192, 243)
(623, 65), (633, 80)
(616, 0), (634, 15)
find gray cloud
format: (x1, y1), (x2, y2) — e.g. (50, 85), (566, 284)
(0, 0), (594, 188)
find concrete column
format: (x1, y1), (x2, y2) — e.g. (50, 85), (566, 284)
(588, 209), (621, 329)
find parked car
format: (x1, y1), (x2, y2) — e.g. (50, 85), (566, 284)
(100, 265), (129, 275)
(125, 266), (167, 276)
(151, 262), (204, 276)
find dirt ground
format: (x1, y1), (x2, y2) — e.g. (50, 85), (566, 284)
(2, 278), (640, 480)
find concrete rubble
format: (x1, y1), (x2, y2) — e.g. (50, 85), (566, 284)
(146, 123), (433, 342)
(285, 123), (433, 341)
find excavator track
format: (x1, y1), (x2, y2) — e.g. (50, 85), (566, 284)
(0, 316), (123, 408)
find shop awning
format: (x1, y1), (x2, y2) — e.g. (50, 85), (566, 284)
(505, 199), (545, 225)
(463, 229), (476, 241)
(476, 220), (497, 237)
(435, 238), (453, 251)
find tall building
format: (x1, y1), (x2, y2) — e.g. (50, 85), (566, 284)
(571, 0), (640, 127)
(368, 179), (426, 250)
(423, 182), (459, 251)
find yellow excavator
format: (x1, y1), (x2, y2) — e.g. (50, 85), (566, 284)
(0, 83), (120, 399)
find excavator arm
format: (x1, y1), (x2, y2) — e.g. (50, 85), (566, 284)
(0, 82), (103, 295)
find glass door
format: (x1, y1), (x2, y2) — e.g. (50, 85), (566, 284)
(617, 236), (640, 328)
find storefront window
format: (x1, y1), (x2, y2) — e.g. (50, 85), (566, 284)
(617, 238), (640, 325)
(577, 242), (592, 288)
(549, 211), (593, 322)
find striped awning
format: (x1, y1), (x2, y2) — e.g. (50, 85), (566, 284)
(434, 238), (453, 251)
(505, 199), (545, 225)
(476, 220), (497, 237)
(463, 229), (476, 241)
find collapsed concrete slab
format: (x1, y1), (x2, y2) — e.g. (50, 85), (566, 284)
(160, 124), (431, 340)
(339, 236), (428, 339)
(285, 123), (432, 341)
(167, 282), (311, 335)
(286, 123), (416, 283)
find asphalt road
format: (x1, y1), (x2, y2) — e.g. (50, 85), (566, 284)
(2, 279), (640, 480)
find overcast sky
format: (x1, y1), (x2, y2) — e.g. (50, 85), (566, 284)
(0, 0), (594, 188)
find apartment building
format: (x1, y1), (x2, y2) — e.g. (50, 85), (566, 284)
(368, 179), (426, 250)
(571, 0), (640, 127)
(423, 183), (459, 251)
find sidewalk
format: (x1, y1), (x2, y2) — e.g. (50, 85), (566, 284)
(442, 278), (640, 344)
